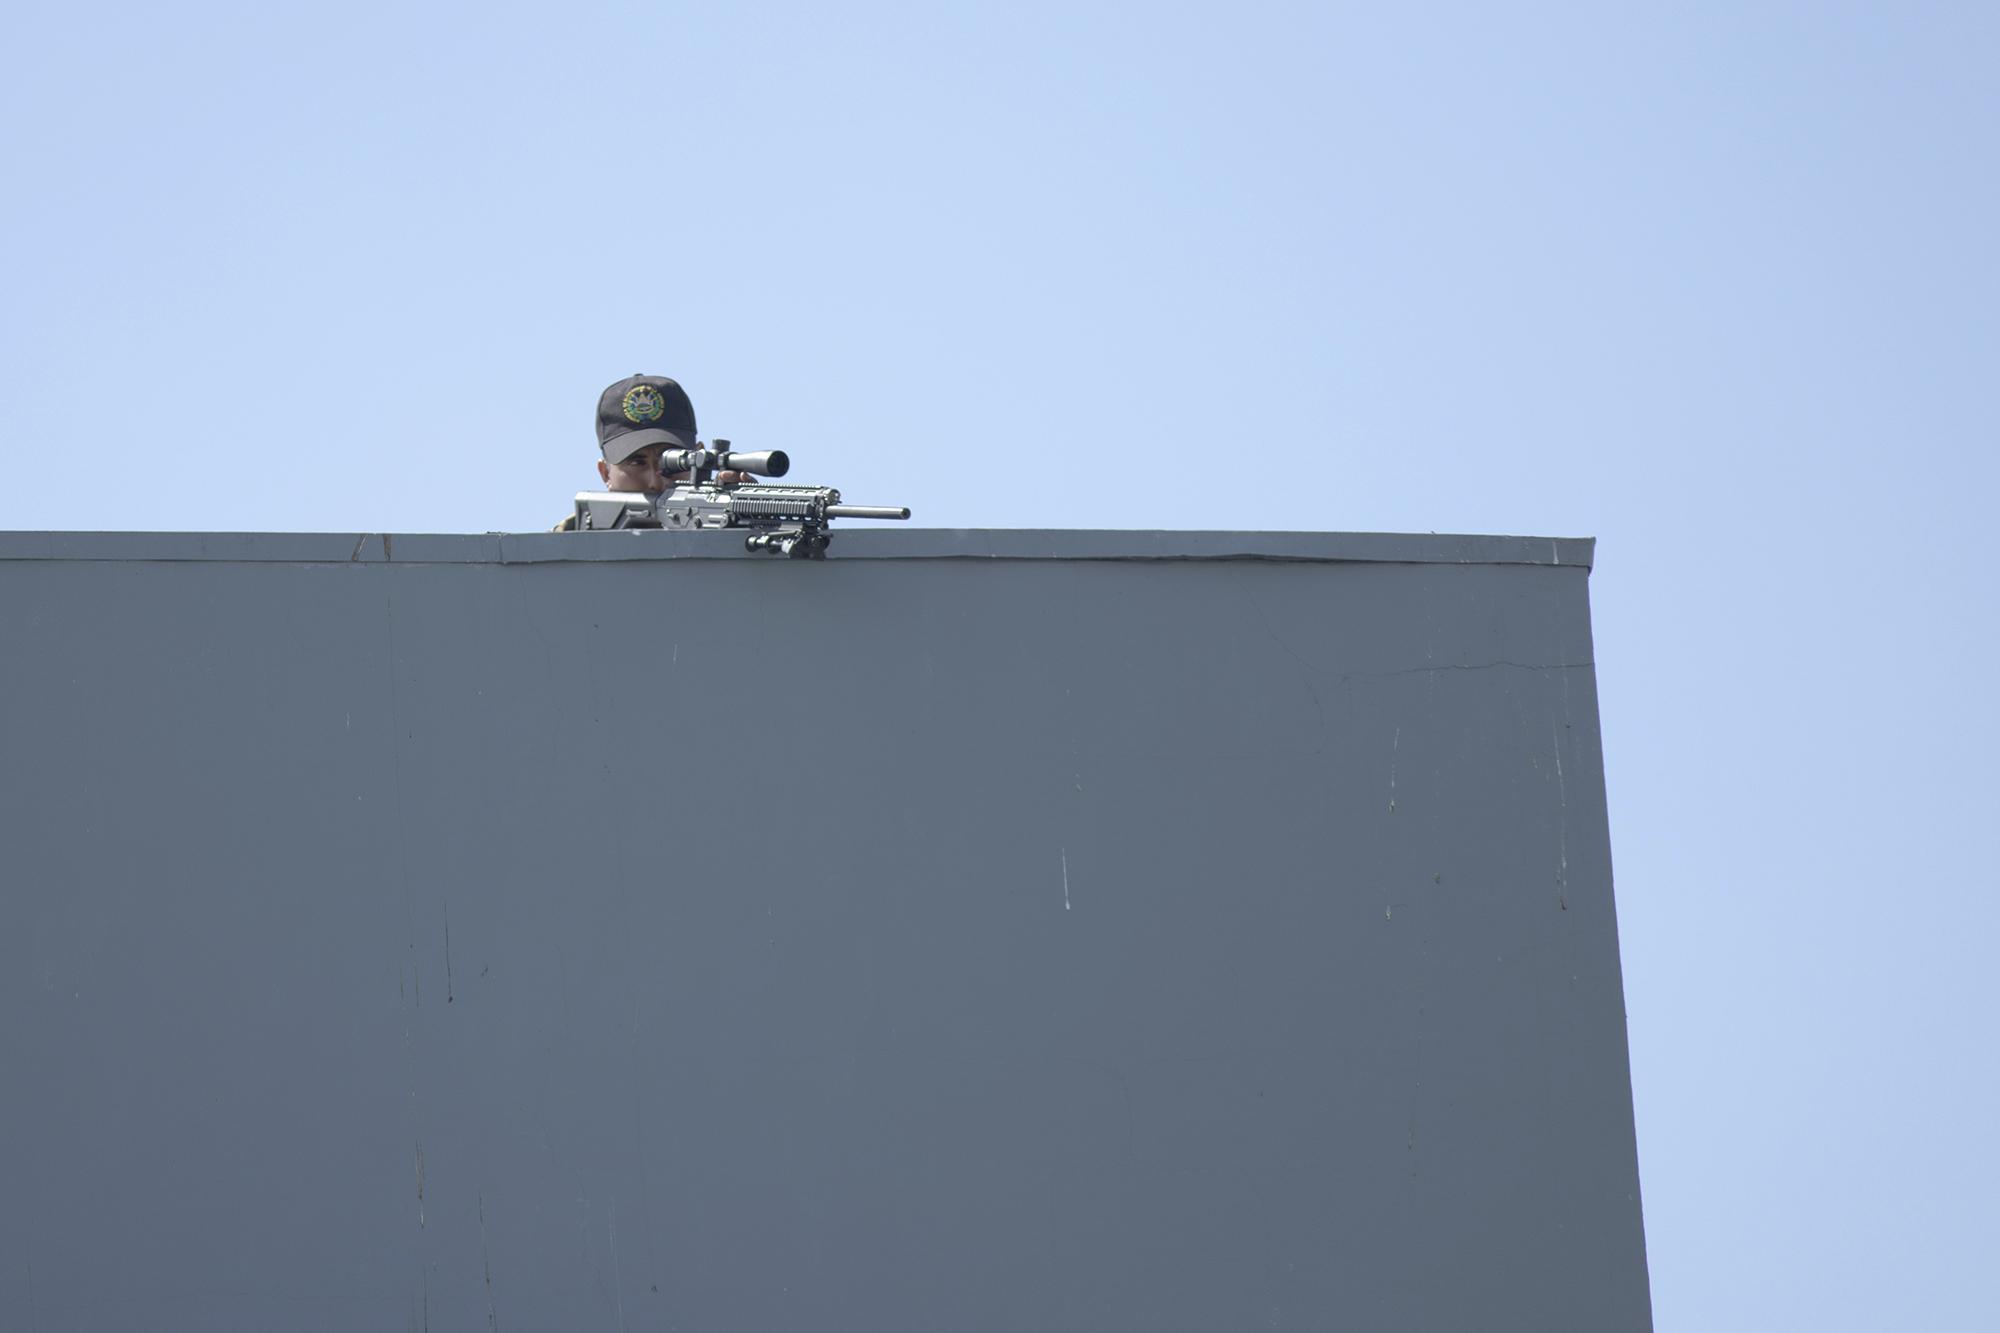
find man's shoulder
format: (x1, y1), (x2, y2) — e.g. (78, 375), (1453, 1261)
(552, 515), (577, 532)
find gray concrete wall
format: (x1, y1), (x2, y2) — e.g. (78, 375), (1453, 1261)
(0, 530), (1649, 1331)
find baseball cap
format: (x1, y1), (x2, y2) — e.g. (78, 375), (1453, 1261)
(596, 374), (697, 463)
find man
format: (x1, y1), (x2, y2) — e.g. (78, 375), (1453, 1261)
(554, 374), (752, 530)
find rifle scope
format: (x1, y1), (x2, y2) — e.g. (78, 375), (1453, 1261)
(656, 447), (790, 478)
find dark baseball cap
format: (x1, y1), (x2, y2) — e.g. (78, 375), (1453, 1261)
(596, 374), (697, 463)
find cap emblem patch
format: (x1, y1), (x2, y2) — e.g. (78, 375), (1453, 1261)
(622, 386), (665, 424)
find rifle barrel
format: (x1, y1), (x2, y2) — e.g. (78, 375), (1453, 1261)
(827, 504), (911, 520)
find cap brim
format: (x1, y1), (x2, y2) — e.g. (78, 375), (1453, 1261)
(602, 426), (695, 463)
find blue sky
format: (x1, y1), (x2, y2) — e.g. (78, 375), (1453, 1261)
(3, 3), (1995, 1326)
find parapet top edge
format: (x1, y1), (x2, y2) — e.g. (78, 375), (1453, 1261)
(0, 529), (1596, 570)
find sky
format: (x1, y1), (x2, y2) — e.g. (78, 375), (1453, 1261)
(3, 2), (1996, 1326)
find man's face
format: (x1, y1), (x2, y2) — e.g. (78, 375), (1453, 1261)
(599, 443), (667, 492)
